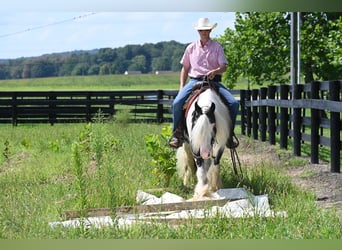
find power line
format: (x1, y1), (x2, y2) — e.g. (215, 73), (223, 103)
(0, 12), (97, 39)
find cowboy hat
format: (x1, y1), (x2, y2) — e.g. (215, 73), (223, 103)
(193, 17), (217, 30)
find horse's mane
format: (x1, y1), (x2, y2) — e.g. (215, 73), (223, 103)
(187, 88), (231, 152)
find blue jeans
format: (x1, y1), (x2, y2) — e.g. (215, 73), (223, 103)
(172, 79), (239, 133)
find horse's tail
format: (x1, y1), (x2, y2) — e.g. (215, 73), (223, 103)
(176, 143), (196, 187)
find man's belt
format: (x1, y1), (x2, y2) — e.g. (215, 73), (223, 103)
(190, 75), (222, 82)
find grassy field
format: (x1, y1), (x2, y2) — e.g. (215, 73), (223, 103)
(0, 73), (181, 91)
(0, 73), (255, 91)
(0, 121), (341, 239)
(0, 74), (340, 239)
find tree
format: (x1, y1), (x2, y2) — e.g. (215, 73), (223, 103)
(327, 16), (342, 79)
(87, 64), (100, 75)
(71, 63), (89, 76)
(0, 64), (9, 79)
(128, 55), (147, 73)
(219, 12), (342, 87)
(99, 64), (111, 75)
(219, 12), (290, 87)
(300, 12), (342, 82)
(152, 57), (170, 72)
(98, 48), (116, 63)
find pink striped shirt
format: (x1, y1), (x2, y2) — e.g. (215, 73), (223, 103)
(180, 39), (228, 78)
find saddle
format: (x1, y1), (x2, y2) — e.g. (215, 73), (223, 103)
(183, 80), (221, 118)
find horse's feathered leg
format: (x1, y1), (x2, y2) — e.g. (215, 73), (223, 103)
(208, 148), (224, 192)
(194, 158), (211, 198)
(176, 142), (196, 187)
(207, 163), (223, 192)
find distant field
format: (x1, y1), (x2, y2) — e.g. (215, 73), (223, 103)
(0, 73), (250, 91)
(0, 73), (181, 91)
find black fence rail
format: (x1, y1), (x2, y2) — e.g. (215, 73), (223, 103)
(240, 80), (342, 173)
(0, 90), (178, 124)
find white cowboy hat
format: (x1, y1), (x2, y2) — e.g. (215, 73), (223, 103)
(193, 17), (217, 30)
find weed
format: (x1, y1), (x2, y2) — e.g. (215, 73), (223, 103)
(114, 108), (131, 125)
(71, 142), (88, 214)
(144, 125), (176, 187)
(49, 139), (60, 153)
(2, 139), (10, 163)
(20, 138), (31, 149)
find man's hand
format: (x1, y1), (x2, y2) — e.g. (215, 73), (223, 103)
(207, 69), (217, 80)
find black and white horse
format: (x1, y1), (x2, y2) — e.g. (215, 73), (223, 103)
(176, 86), (232, 198)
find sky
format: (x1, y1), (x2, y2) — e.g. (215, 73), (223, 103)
(0, 11), (235, 59)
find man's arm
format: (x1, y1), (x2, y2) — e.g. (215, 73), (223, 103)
(179, 65), (190, 90)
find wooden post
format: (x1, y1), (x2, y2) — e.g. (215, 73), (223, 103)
(157, 90), (163, 123)
(268, 86), (277, 145)
(246, 89), (252, 137)
(310, 81), (320, 164)
(49, 92), (57, 125)
(259, 88), (267, 142)
(109, 94), (115, 117)
(240, 90), (246, 135)
(280, 85), (289, 149)
(12, 93), (18, 126)
(252, 89), (259, 140)
(329, 80), (340, 173)
(86, 92), (92, 123)
(293, 84), (303, 156)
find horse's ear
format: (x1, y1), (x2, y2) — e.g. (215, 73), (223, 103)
(209, 102), (216, 114)
(195, 101), (202, 114)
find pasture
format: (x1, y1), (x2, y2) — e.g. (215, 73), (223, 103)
(0, 73), (181, 91)
(0, 121), (341, 239)
(0, 74), (341, 239)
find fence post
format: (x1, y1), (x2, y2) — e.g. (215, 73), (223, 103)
(86, 92), (92, 123)
(329, 80), (340, 173)
(293, 84), (303, 156)
(49, 93), (57, 125)
(240, 90), (246, 135)
(259, 88), (267, 142)
(157, 90), (163, 123)
(280, 84), (289, 149)
(252, 89), (259, 140)
(12, 92), (18, 126)
(246, 89), (252, 136)
(268, 85), (277, 145)
(109, 94), (115, 117)
(310, 81), (320, 164)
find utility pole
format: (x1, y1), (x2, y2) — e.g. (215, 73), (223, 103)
(290, 12), (300, 85)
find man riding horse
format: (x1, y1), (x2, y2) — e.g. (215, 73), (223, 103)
(169, 17), (239, 149)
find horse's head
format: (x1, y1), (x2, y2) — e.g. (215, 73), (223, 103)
(189, 101), (217, 159)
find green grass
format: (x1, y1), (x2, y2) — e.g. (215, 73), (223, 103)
(0, 73), (254, 91)
(0, 122), (340, 239)
(0, 73), (181, 91)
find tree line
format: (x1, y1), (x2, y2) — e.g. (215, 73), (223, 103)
(0, 40), (187, 79)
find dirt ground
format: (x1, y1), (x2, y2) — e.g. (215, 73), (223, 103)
(233, 136), (342, 220)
